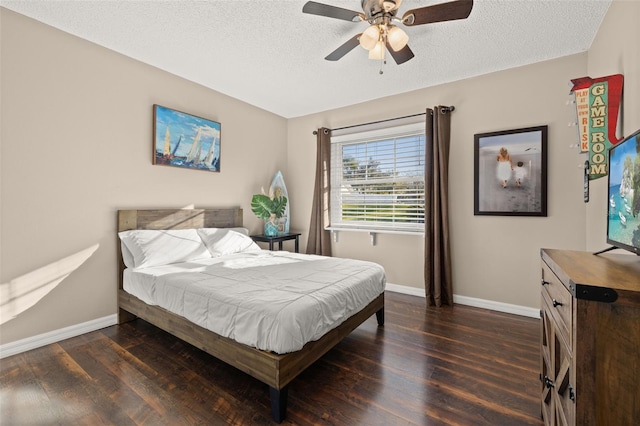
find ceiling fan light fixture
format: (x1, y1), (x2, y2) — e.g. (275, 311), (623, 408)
(302, 0), (474, 65)
(387, 25), (409, 51)
(359, 24), (380, 50)
(382, 0), (402, 12)
(368, 40), (385, 60)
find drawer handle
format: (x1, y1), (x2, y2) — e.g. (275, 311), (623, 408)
(544, 375), (555, 389)
(569, 384), (576, 403)
(541, 279), (549, 286)
(552, 299), (563, 308)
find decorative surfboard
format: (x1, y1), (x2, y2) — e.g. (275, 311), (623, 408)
(269, 170), (289, 234)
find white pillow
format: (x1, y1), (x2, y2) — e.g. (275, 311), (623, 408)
(197, 228), (261, 257)
(118, 229), (211, 269)
(226, 227), (251, 236)
(120, 241), (136, 268)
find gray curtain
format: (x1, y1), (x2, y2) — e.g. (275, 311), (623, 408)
(306, 127), (332, 256)
(424, 107), (453, 306)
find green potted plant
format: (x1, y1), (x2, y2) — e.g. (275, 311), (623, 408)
(251, 188), (287, 237)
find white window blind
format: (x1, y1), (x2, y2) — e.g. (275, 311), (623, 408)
(330, 122), (425, 233)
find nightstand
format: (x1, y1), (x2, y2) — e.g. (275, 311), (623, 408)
(251, 233), (301, 253)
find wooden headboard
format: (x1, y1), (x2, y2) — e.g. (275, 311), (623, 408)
(118, 208), (243, 232)
(117, 208), (243, 291)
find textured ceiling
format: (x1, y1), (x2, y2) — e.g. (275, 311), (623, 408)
(1, 0), (611, 118)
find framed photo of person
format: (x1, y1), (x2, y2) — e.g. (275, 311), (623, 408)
(474, 126), (548, 216)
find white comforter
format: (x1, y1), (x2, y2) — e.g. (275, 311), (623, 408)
(123, 251), (385, 353)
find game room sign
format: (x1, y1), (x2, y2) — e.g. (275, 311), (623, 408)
(570, 74), (623, 180)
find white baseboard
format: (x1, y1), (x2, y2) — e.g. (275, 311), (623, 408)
(385, 282), (426, 297)
(0, 314), (118, 359)
(385, 283), (540, 319)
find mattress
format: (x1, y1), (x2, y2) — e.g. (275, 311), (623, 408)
(123, 250), (386, 353)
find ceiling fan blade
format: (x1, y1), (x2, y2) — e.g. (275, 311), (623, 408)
(402, 0), (473, 26)
(303, 1), (364, 22)
(325, 34), (362, 61)
(385, 41), (415, 65)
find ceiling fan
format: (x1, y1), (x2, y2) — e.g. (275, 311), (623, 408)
(302, 0), (473, 65)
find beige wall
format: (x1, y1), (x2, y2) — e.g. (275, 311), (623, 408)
(0, 9), (287, 344)
(289, 54), (588, 309)
(584, 0), (640, 250)
(2, 0), (638, 346)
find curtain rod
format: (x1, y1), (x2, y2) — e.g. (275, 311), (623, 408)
(312, 106), (455, 135)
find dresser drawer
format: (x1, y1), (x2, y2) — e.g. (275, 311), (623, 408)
(541, 261), (572, 348)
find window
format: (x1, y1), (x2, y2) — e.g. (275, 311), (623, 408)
(330, 122), (425, 234)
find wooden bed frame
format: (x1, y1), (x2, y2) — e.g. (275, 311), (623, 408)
(117, 208), (384, 422)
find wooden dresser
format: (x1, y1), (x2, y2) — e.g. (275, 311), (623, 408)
(540, 249), (640, 425)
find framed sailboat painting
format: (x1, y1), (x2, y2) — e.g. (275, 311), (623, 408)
(152, 104), (221, 172)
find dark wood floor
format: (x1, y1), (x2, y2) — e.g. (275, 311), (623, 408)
(1, 292), (542, 425)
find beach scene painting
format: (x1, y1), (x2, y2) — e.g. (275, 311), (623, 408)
(474, 126), (547, 216)
(153, 105), (221, 172)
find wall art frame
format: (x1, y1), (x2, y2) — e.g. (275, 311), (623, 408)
(153, 104), (221, 172)
(474, 125), (548, 216)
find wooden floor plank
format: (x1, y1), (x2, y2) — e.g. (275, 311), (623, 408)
(1, 292), (542, 425)
(0, 356), (59, 425)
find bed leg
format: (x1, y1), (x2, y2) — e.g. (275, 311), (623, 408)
(269, 386), (288, 423)
(118, 307), (137, 324)
(376, 307), (384, 326)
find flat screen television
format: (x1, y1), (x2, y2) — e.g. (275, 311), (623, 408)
(604, 128), (640, 255)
